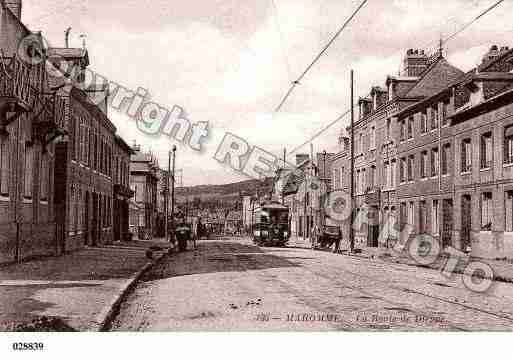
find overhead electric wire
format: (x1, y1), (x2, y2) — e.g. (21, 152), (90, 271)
(286, 0), (507, 158)
(274, 0), (369, 112)
(444, 0), (505, 43)
(270, 0), (293, 83)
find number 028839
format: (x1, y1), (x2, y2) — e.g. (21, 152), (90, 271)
(12, 342), (44, 351)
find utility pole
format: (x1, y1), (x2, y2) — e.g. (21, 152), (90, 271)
(165, 151), (171, 241)
(282, 148), (286, 205)
(171, 145), (177, 233)
(350, 70), (355, 253)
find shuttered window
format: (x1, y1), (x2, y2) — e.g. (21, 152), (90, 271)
(432, 200), (439, 235)
(400, 202), (407, 228)
(480, 132), (492, 169)
(461, 138), (472, 173)
(504, 126), (513, 165)
(407, 155), (414, 181)
(0, 137), (10, 196)
(421, 151), (428, 178)
(40, 153), (48, 201)
(506, 191), (513, 232)
(384, 161), (390, 188)
(441, 101), (449, 126)
(420, 111), (427, 134)
(431, 147), (439, 177)
(400, 157), (406, 183)
(481, 192), (493, 231)
(370, 126), (376, 150)
(430, 106), (439, 130)
(408, 202), (415, 226)
(407, 117), (414, 139)
(24, 144), (34, 199)
(391, 160), (396, 188)
(442, 143), (450, 175)
(419, 201), (426, 233)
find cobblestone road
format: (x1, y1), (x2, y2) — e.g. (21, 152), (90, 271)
(111, 238), (513, 331)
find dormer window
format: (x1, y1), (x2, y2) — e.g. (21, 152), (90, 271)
(388, 82), (395, 101)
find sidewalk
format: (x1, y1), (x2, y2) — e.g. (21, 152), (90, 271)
(0, 239), (173, 331)
(289, 235), (513, 284)
(372, 247), (513, 284)
(287, 236), (313, 249)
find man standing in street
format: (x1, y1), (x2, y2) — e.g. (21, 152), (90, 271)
(333, 226), (342, 254)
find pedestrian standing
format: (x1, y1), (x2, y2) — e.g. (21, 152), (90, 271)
(333, 226), (342, 254)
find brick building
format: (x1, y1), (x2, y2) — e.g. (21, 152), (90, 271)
(390, 46), (513, 259)
(0, 0), (66, 263)
(339, 49), (464, 249)
(130, 145), (159, 239)
(447, 46), (513, 259)
(393, 52), (465, 251)
(335, 44), (513, 260)
(51, 58), (136, 252)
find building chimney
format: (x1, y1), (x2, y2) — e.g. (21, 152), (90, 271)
(403, 48), (429, 77)
(131, 142), (141, 153)
(482, 45), (500, 65)
(5, 0), (22, 19)
(295, 154), (309, 166)
(65, 27), (72, 48)
(359, 97), (372, 119)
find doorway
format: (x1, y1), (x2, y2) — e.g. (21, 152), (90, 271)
(442, 199), (453, 248)
(367, 206), (380, 247)
(461, 195), (471, 251)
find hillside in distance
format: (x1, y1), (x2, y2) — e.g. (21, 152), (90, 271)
(175, 178), (273, 206)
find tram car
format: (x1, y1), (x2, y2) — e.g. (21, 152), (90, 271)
(251, 201), (290, 247)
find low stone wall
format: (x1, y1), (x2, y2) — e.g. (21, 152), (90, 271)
(0, 222), (57, 265)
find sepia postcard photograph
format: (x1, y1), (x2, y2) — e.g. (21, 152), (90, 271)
(1, 0), (513, 357)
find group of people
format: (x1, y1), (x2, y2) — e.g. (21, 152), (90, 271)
(172, 218), (206, 252)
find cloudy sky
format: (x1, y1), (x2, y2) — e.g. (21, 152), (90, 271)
(21, 0), (513, 185)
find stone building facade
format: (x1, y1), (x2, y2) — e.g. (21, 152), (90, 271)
(113, 135), (133, 242)
(0, 0), (66, 263)
(130, 145), (159, 239)
(278, 152), (333, 240)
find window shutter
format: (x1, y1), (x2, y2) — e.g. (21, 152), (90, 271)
(461, 141), (466, 172)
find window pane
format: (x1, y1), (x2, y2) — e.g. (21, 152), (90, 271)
(432, 200), (439, 234)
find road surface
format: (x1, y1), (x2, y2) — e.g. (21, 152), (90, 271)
(111, 238), (513, 331)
